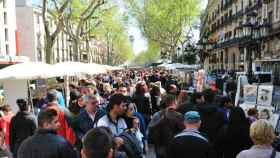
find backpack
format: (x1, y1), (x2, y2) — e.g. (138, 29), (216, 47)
(147, 109), (184, 145)
(119, 130), (143, 158)
(147, 110), (167, 144)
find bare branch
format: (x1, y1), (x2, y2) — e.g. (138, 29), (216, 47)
(51, 0), (71, 39)
(64, 8), (75, 39)
(42, 0), (50, 38)
(51, 0), (59, 12)
(81, 20), (102, 38)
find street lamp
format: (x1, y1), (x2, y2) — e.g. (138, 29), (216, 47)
(177, 47), (181, 62)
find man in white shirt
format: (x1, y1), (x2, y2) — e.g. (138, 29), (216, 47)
(97, 94), (127, 136)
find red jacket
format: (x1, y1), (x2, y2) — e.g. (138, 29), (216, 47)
(47, 104), (76, 145)
(0, 113), (13, 145)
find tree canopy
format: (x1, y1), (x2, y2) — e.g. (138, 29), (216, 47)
(132, 41), (160, 65)
(125, 0), (201, 63)
(92, 5), (134, 65)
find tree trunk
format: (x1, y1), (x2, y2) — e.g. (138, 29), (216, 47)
(73, 39), (79, 62)
(45, 38), (54, 64)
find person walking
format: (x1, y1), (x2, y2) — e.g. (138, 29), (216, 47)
(17, 109), (78, 158)
(0, 104), (14, 146)
(74, 95), (106, 150)
(148, 94), (185, 158)
(237, 119), (280, 158)
(214, 107), (252, 158)
(167, 111), (215, 158)
(46, 91), (76, 145)
(97, 94), (127, 136)
(81, 127), (114, 158)
(132, 81), (152, 124)
(9, 99), (37, 158)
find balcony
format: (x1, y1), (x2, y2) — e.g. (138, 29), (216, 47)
(211, 33), (261, 50)
(263, 0), (273, 4)
(244, 1), (262, 14)
(209, 11), (244, 34)
(232, 10), (244, 21)
(221, 0), (235, 11)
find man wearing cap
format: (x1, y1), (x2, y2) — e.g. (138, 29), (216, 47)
(167, 111), (214, 158)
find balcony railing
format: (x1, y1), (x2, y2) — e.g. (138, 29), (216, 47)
(209, 0), (262, 34)
(210, 10), (244, 34)
(221, 0), (234, 11)
(211, 32), (264, 50)
(245, 0), (262, 13)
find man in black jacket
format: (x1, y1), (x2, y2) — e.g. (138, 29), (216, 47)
(167, 111), (215, 158)
(17, 109), (78, 158)
(148, 94), (185, 158)
(9, 99), (37, 158)
(74, 95), (106, 150)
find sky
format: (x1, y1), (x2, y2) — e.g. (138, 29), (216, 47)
(32, 0), (208, 54)
(32, 0), (40, 5)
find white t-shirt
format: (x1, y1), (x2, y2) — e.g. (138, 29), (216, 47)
(97, 115), (127, 136)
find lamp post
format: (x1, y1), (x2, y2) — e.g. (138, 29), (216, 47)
(177, 47), (181, 63)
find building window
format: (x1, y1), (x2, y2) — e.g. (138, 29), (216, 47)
(240, 50), (244, 61)
(249, 0), (252, 6)
(37, 15), (40, 24)
(276, 0), (279, 19)
(268, 11), (273, 23)
(5, 44), (9, 55)
(225, 53), (228, 64)
(4, 12), (7, 25)
(3, 0), (6, 8)
(4, 28), (8, 41)
(37, 49), (42, 61)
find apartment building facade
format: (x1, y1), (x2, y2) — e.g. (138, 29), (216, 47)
(16, 0), (108, 64)
(201, 0), (280, 84)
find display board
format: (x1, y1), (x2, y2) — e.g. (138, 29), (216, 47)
(257, 85), (273, 106)
(243, 85), (258, 105)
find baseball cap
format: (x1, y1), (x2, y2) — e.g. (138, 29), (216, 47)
(184, 111), (201, 123)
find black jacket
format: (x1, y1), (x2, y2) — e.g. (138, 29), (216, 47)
(197, 104), (226, 142)
(132, 94), (152, 123)
(9, 111), (37, 157)
(167, 129), (215, 158)
(214, 124), (253, 158)
(17, 129), (78, 158)
(74, 108), (106, 140)
(148, 109), (185, 158)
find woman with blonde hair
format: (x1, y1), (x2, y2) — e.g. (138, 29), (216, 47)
(237, 119), (280, 158)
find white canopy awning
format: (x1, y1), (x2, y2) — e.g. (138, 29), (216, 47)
(0, 62), (55, 80)
(0, 61), (125, 80)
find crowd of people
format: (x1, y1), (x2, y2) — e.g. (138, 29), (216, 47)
(0, 69), (278, 158)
